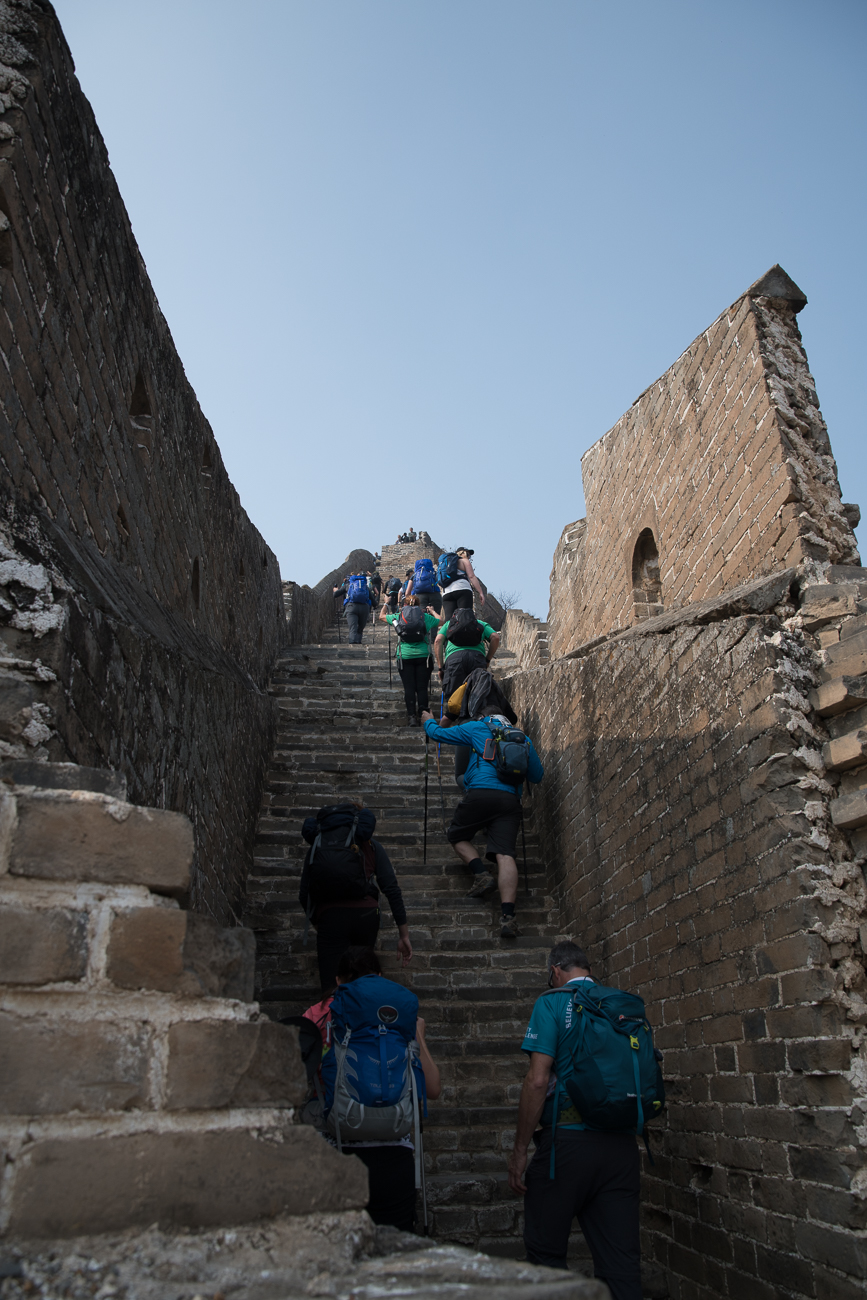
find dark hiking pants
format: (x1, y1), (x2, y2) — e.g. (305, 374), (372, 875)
(523, 1128), (641, 1300)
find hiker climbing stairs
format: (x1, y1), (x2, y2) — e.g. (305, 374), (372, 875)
(245, 617), (576, 1256)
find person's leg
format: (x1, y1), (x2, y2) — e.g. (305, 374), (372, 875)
(454, 590), (474, 611)
(441, 594), (457, 622)
(447, 793), (497, 896)
(483, 795), (523, 935)
(345, 605), (361, 643)
(416, 660), (432, 715)
(522, 1129), (581, 1269)
(357, 604), (369, 639)
(573, 1134), (642, 1300)
(494, 854), (519, 904)
(347, 907), (381, 951)
(351, 1145), (416, 1232)
(315, 909), (354, 991)
(398, 661), (416, 720)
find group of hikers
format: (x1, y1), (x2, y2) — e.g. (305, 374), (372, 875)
(296, 544), (661, 1297)
(395, 527), (431, 544)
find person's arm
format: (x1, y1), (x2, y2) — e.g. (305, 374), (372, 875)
(485, 631), (501, 664)
(508, 1052), (553, 1194)
(433, 632), (446, 671)
(461, 557), (485, 602)
(298, 850), (311, 912)
(372, 842), (411, 964)
(421, 717), (481, 747)
(416, 1017), (441, 1099)
(379, 604), (392, 623)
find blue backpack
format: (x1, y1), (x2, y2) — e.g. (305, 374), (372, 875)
(437, 552), (460, 586)
(545, 982), (665, 1172)
(345, 574), (370, 605)
(413, 558), (436, 593)
(321, 976), (427, 1164)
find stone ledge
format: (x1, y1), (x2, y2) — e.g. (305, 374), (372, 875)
(561, 570), (796, 662)
(3, 1125), (368, 1236)
(6, 791), (192, 895)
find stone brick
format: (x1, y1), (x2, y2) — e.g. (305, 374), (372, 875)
(105, 908), (255, 999)
(0, 1012), (150, 1114)
(164, 1020), (307, 1108)
(0, 904), (87, 984)
(9, 791), (192, 894)
(5, 1126), (367, 1236)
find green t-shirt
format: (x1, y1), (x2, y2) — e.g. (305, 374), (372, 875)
(439, 618), (495, 662)
(386, 611), (440, 661)
(521, 978), (597, 1130)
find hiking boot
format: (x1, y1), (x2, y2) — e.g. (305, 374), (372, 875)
(500, 915), (520, 939)
(466, 871), (496, 898)
(407, 714), (419, 727)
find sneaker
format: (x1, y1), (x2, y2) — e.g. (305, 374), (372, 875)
(407, 714), (419, 727)
(500, 916), (520, 939)
(466, 871), (496, 898)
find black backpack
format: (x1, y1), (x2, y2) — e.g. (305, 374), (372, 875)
(447, 608), (484, 648)
(302, 804), (379, 909)
(397, 606), (427, 643)
(386, 577), (401, 596)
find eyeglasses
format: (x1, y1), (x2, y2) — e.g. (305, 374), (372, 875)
(546, 963), (561, 989)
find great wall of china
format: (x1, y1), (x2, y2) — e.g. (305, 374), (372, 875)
(0, 4), (865, 1298)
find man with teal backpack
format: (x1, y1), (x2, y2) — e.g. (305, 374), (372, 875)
(508, 941), (665, 1299)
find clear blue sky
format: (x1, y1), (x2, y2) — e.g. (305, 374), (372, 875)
(53, 0), (866, 617)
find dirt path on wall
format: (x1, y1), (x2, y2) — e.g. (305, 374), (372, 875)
(244, 619), (585, 1260)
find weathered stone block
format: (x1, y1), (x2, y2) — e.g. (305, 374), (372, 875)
(105, 908), (256, 998)
(830, 788), (867, 831)
(0, 1013), (151, 1113)
(0, 904), (88, 984)
(9, 791), (192, 893)
(0, 759), (127, 799)
(811, 674), (867, 717)
(822, 729), (867, 772)
(164, 1020), (306, 1109)
(5, 1126), (368, 1236)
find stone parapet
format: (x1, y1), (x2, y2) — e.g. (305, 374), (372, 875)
(500, 609), (550, 672)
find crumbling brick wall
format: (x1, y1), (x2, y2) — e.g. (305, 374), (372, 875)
(548, 267), (860, 659)
(507, 577), (867, 1299)
(0, 2), (285, 922)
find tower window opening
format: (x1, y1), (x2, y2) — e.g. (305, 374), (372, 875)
(130, 370), (154, 454)
(632, 529), (663, 621)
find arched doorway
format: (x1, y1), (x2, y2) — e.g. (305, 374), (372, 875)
(632, 529), (663, 621)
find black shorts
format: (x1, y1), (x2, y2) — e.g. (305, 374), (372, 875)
(446, 788), (522, 860)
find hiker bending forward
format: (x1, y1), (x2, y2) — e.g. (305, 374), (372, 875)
(298, 803), (412, 989)
(508, 942), (643, 1300)
(420, 710), (543, 939)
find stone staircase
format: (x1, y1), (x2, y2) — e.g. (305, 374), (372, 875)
(246, 616), (574, 1256)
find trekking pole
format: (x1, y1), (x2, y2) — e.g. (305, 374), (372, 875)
(435, 744), (448, 835)
(423, 743), (431, 863)
(336, 604), (341, 643)
(388, 622), (393, 688)
(521, 806), (528, 896)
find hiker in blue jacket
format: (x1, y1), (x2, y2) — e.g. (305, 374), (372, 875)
(507, 941), (642, 1300)
(420, 710), (543, 938)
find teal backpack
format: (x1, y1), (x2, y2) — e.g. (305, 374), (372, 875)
(545, 982), (665, 1174)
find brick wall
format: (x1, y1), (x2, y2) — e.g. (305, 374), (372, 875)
(548, 268), (860, 659)
(506, 578), (867, 1299)
(0, 2), (285, 922)
(500, 608), (549, 670)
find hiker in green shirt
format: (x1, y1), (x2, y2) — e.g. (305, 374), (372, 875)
(379, 596), (440, 727)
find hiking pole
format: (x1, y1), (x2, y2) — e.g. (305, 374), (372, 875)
(388, 622), (393, 688)
(521, 806), (528, 896)
(423, 743), (431, 863)
(336, 602), (341, 643)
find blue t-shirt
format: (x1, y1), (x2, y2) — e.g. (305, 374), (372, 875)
(521, 978), (597, 1130)
(421, 717), (544, 795)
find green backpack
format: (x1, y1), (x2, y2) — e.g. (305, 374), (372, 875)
(546, 982), (665, 1172)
